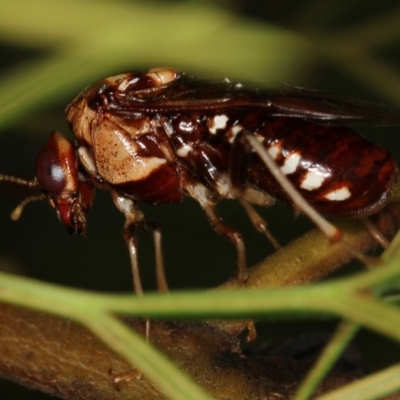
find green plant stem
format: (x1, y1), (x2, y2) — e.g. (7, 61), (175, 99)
(1, 250), (400, 336)
(316, 363), (400, 400)
(81, 312), (215, 400)
(293, 320), (360, 400)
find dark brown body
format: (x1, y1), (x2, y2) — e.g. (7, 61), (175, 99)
(65, 69), (397, 220)
(5, 67), (398, 286)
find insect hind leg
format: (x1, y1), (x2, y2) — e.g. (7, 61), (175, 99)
(360, 217), (390, 248)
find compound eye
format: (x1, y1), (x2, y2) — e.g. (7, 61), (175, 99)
(35, 148), (66, 194)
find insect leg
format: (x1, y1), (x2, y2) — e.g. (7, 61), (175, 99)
(146, 220), (169, 293)
(111, 191), (146, 295)
(111, 191), (156, 341)
(239, 199), (281, 250)
(360, 217), (389, 248)
(228, 132), (281, 249)
(184, 182), (248, 282)
(204, 204), (248, 281)
(111, 191), (169, 294)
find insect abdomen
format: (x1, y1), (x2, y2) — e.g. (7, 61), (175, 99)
(247, 118), (397, 217)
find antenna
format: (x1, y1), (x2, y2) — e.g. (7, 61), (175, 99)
(0, 174), (43, 220)
(10, 194), (46, 221)
(0, 174), (38, 188)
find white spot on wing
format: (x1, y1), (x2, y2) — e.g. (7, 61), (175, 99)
(281, 152), (301, 175)
(324, 187), (351, 201)
(209, 114), (229, 134)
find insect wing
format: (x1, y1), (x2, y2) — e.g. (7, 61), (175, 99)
(257, 85), (400, 126)
(116, 75), (400, 126)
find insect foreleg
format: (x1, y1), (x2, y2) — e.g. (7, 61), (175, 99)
(111, 191), (168, 294)
(111, 191), (144, 295)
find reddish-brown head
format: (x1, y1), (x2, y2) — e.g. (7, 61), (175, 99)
(35, 131), (94, 234)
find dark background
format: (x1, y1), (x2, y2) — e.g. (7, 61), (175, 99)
(1, 0), (400, 398)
